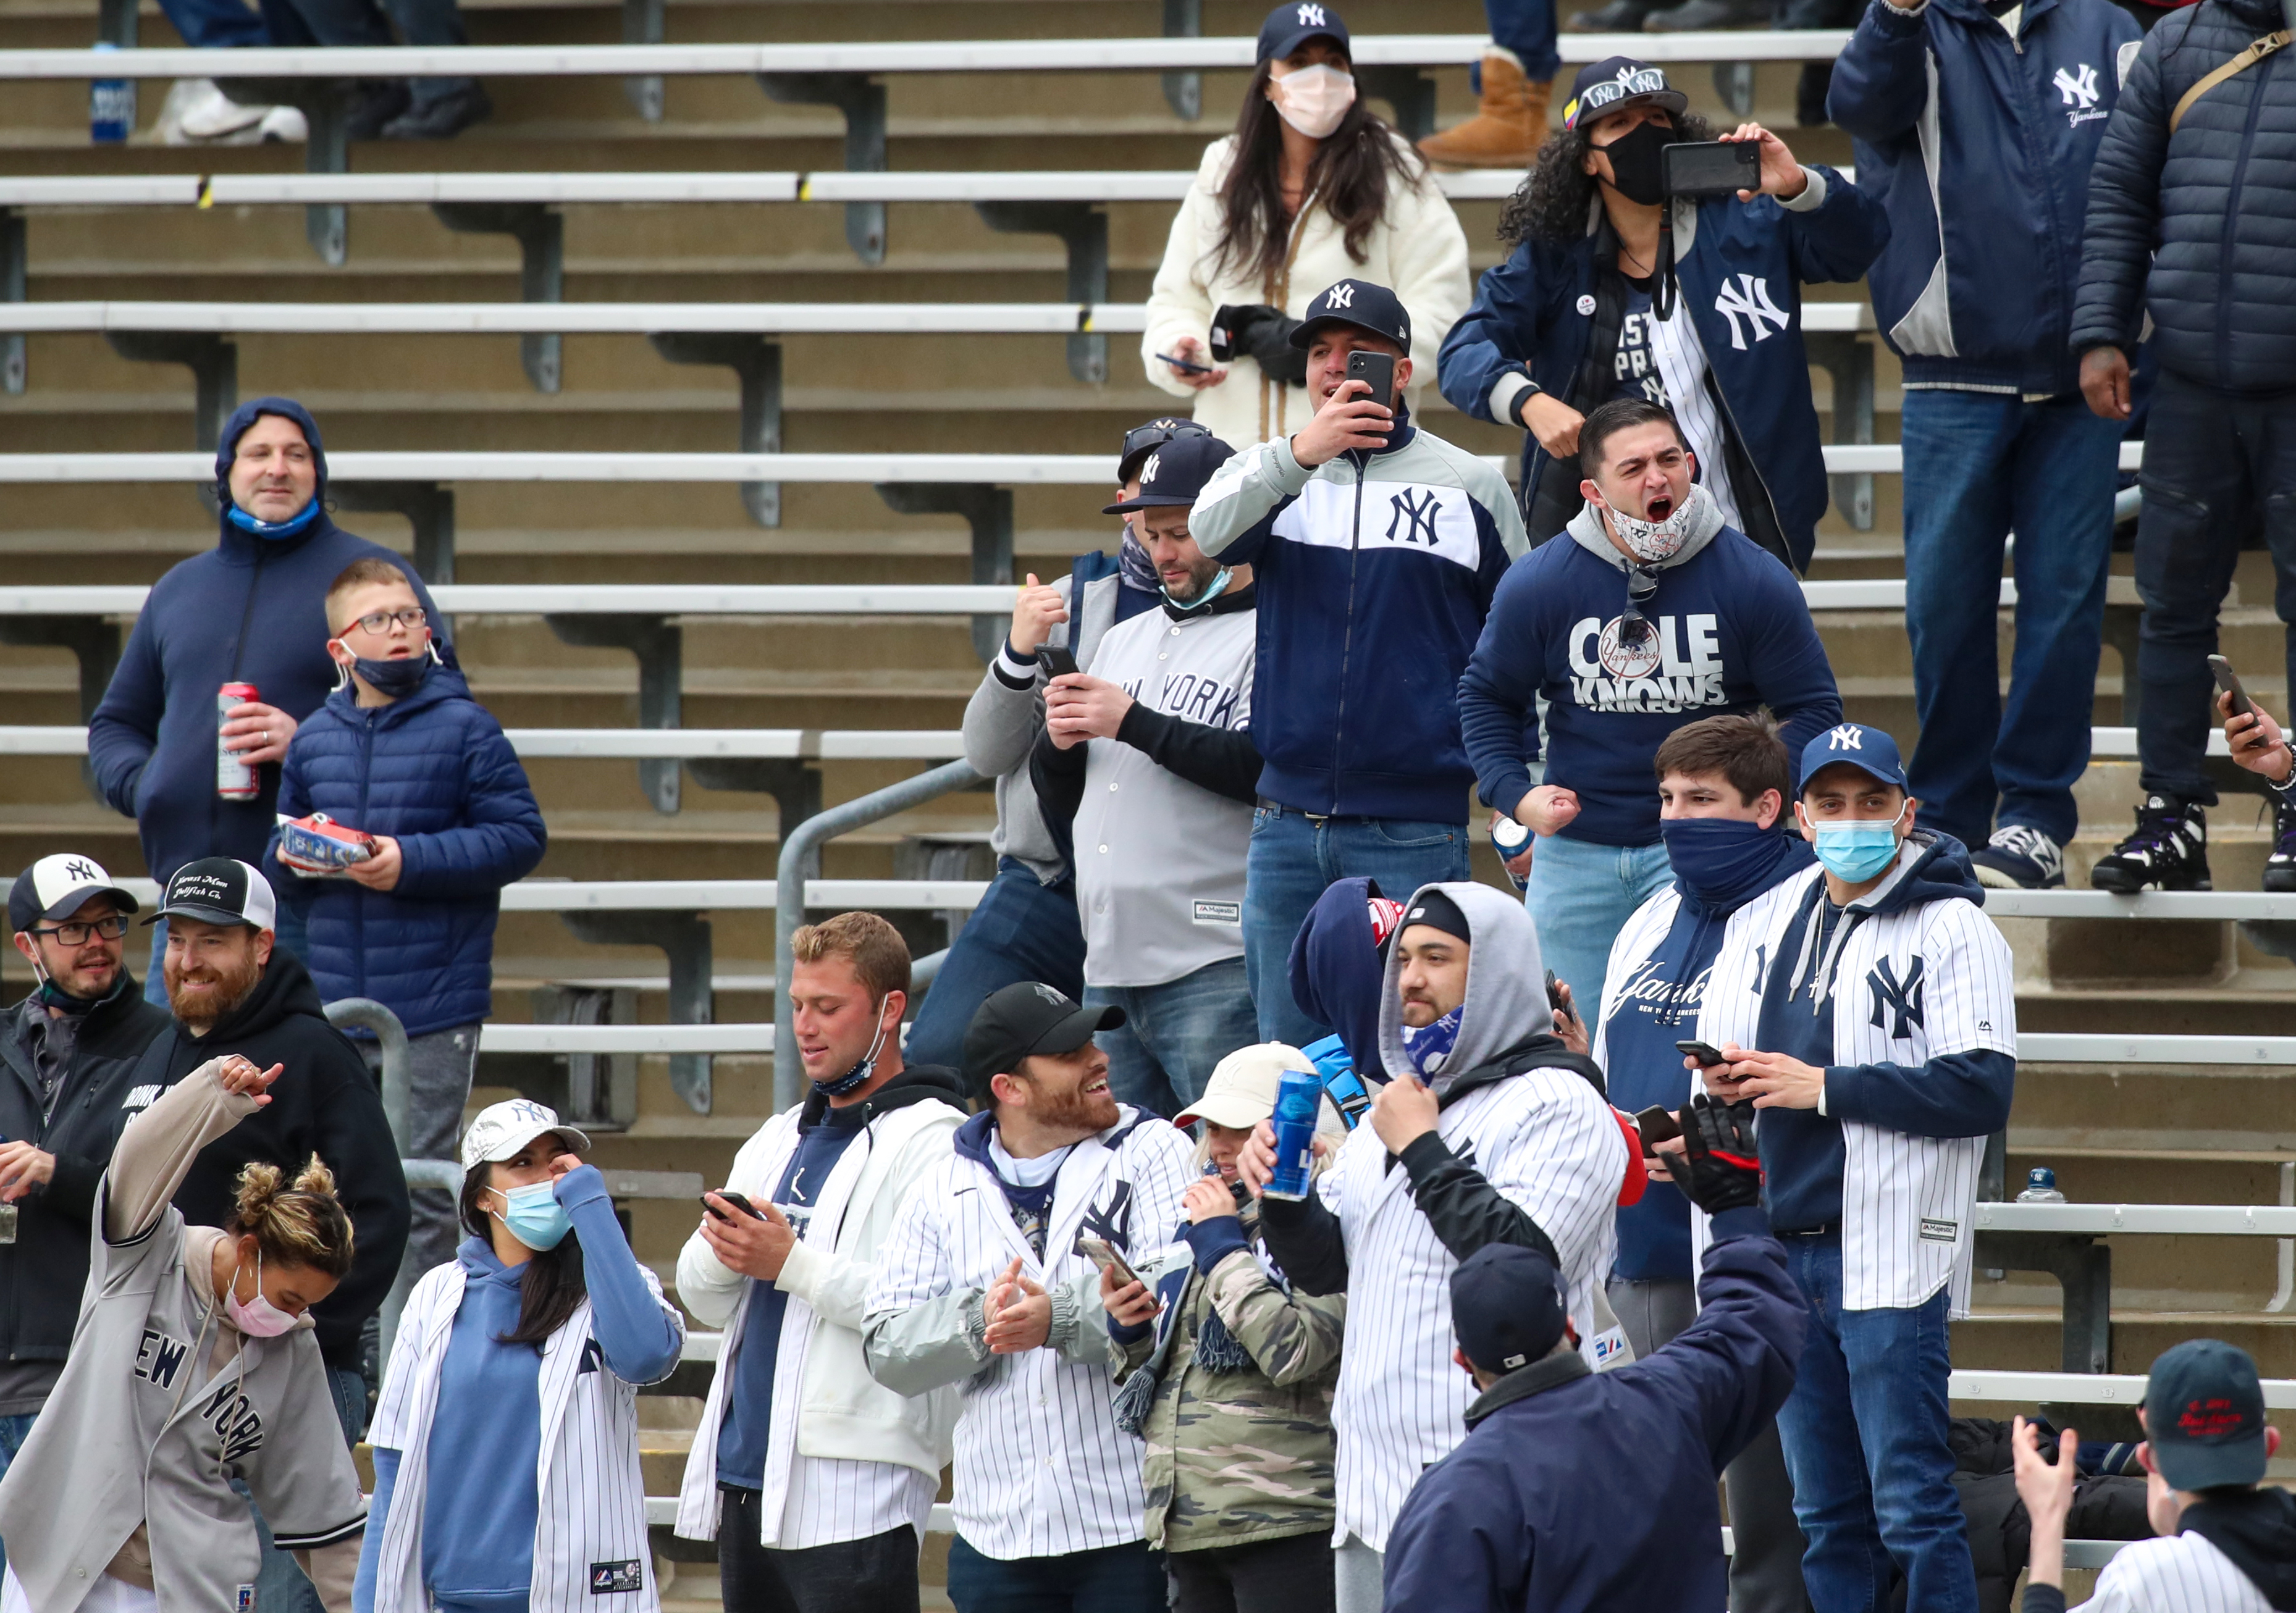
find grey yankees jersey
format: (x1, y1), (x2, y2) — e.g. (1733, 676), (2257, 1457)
(1318, 1068), (1624, 1552)
(862, 1110), (1195, 1560)
(1698, 859), (2017, 1313)
(2075, 1532), (2277, 1613)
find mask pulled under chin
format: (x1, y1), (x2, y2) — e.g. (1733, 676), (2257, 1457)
(1603, 481), (1707, 563)
(337, 640), (438, 698)
(1401, 1005), (1463, 1078)
(1598, 118), (1677, 208)
(225, 498), (322, 541)
(1269, 64), (1356, 140)
(227, 1250), (299, 1338)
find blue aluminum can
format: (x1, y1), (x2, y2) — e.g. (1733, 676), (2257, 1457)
(1262, 1068), (1324, 1201)
(90, 43), (134, 143)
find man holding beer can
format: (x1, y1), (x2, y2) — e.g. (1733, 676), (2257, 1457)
(86, 397), (447, 1000)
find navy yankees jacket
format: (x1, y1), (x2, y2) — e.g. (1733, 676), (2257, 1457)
(1831, 0), (2139, 396)
(264, 665), (545, 1037)
(1382, 1208), (1804, 1612)
(1437, 174), (1887, 572)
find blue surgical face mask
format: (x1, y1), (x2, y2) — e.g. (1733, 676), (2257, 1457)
(490, 1178), (573, 1252)
(1805, 803), (1908, 885)
(335, 639), (437, 700)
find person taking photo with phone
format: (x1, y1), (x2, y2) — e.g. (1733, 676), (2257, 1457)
(1438, 58), (1886, 574)
(671, 914), (967, 1613)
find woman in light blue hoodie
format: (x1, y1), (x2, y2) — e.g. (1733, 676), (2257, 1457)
(353, 1100), (684, 1613)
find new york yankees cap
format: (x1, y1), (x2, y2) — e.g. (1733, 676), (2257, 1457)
(964, 981), (1124, 1096)
(1450, 1243), (1570, 1373)
(1289, 277), (1412, 354)
(1103, 432), (1235, 513)
(1799, 723), (1908, 794)
(1118, 416), (1213, 486)
(1257, 0), (1349, 65)
(1562, 57), (1688, 132)
(460, 1097), (592, 1171)
(9, 853), (140, 934)
(143, 856), (276, 932)
(2144, 1339), (2271, 1491)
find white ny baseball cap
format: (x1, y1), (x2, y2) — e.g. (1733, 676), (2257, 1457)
(460, 1098), (592, 1171)
(9, 853), (140, 934)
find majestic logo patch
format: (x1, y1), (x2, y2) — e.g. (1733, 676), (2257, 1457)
(589, 1560), (644, 1594)
(1191, 900), (1242, 926)
(1867, 956), (1925, 1038)
(1713, 274), (1789, 350)
(1385, 488), (1444, 545)
(1919, 1218), (1959, 1244)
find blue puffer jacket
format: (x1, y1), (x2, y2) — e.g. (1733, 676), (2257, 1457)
(1831, 0), (2140, 396)
(1437, 171), (1888, 573)
(86, 396), (452, 888)
(2072, 0), (2296, 388)
(264, 665), (545, 1037)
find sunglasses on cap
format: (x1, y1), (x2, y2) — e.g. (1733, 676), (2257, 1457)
(1119, 418), (1211, 479)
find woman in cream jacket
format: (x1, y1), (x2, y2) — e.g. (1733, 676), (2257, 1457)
(1142, 4), (1471, 447)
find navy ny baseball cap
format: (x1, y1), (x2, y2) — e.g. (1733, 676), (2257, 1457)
(1562, 57), (1688, 132)
(1257, 0), (1349, 64)
(1290, 277), (1412, 354)
(1450, 1244), (1569, 1373)
(10, 853), (139, 934)
(2145, 1339), (2271, 1491)
(1799, 723), (1909, 794)
(1118, 416), (1211, 486)
(1104, 434), (1235, 513)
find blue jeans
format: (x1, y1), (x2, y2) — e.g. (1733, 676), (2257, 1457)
(1523, 832), (1673, 1015)
(256, 0), (476, 106)
(155, 0), (269, 48)
(1901, 389), (2123, 847)
(945, 1537), (1164, 1613)
(144, 899), (310, 1009)
(1243, 807), (1470, 1048)
(1484, 0), (1560, 80)
(1084, 955), (1256, 1118)
(1773, 1237), (1977, 1613)
(0, 1411), (35, 1573)
(905, 858), (1086, 1073)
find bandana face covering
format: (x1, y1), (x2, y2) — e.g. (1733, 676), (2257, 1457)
(1604, 482), (1704, 563)
(225, 499), (322, 541)
(1118, 528), (1161, 595)
(1269, 64), (1356, 139)
(1401, 1005), (1463, 1077)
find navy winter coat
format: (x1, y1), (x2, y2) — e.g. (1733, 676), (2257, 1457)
(1437, 173), (1888, 572)
(1381, 1208), (1805, 1613)
(1831, 0), (2140, 396)
(264, 666), (544, 1037)
(86, 398), (451, 888)
(2072, 0), (2296, 388)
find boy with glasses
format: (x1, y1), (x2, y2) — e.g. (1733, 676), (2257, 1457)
(264, 556), (545, 1281)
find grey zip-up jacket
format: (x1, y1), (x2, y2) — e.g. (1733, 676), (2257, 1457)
(0, 1060), (366, 1613)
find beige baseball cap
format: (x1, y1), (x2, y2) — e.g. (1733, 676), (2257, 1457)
(1177, 1042), (1347, 1140)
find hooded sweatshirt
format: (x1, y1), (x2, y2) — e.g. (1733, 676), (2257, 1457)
(86, 398), (452, 889)
(1457, 499), (1841, 846)
(123, 946), (412, 1368)
(1287, 877), (1396, 1085)
(2179, 1488), (2296, 1611)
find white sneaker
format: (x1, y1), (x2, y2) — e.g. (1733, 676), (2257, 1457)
(162, 78), (279, 145)
(256, 104), (308, 143)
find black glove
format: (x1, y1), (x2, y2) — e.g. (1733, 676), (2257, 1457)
(1209, 304), (1308, 388)
(1677, 1093), (1764, 1215)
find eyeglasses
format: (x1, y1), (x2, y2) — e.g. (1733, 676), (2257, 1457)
(343, 606), (428, 636)
(30, 915), (128, 946)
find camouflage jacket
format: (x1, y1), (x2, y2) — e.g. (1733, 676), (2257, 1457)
(1109, 1207), (1345, 1552)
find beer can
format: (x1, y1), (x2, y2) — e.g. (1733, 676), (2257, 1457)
(1261, 1068), (1326, 1202)
(89, 42), (135, 145)
(217, 682), (260, 800)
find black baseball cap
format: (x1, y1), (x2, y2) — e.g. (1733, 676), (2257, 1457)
(1257, 0), (1348, 64)
(9, 853), (140, 934)
(1118, 417), (1212, 486)
(1450, 1244), (1569, 1373)
(143, 857), (277, 931)
(1289, 277), (1412, 354)
(2145, 1339), (2270, 1490)
(964, 981), (1124, 1096)
(1399, 887), (1471, 945)
(1103, 434), (1235, 514)
(1562, 58), (1688, 132)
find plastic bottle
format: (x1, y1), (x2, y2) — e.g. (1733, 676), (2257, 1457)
(90, 42), (135, 145)
(2016, 1166), (2067, 1204)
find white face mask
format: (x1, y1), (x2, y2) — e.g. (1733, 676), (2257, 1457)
(1269, 64), (1356, 139)
(1602, 481), (1705, 563)
(226, 1249), (298, 1338)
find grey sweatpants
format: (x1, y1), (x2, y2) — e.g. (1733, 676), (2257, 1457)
(362, 1023), (481, 1279)
(1608, 1276), (1814, 1613)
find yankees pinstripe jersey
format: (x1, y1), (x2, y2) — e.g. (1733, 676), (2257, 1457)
(2072, 1530), (2279, 1612)
(861, 1107), (1195, 1561)
(1698, 836), (2017, 1313)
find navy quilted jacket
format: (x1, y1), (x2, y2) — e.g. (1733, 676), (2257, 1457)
(264, 666), (545, 1036)
(2072, 0), (2296, 387)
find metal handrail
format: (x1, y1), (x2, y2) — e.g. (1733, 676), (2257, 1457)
(774, 759), (983, 1112)
(324, 997), (432, 1364)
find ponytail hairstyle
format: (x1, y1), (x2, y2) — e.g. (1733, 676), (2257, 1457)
(459, 1163), (588, 1348)
(1212, 58), (1423, 283)
(226, 1155), (356, 1279)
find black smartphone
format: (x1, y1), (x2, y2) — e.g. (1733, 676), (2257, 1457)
(1038, 645), (1079, 679)
(1675, 1038), (1727, 1067)
(702, 1190), (765, 1221)
(1345, 348), (1397, 408)
(2209, 654), (2254, 717)
(1157, 351), (1216, 375)
(1634, 1105), (1681, 1149)
(1662, 139), (1761, 199)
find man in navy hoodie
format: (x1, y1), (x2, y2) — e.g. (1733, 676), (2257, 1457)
(1457, 397), (1841, 1014)
(1830, 0), (2138, 890)
(86, 397), (449, 1001)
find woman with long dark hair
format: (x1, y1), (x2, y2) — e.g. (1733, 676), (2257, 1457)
(1142, 1), (1470, 446)
(353, 1101), (683, 1612)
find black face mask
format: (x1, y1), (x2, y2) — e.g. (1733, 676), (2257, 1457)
(1597, 119), (1676, 208)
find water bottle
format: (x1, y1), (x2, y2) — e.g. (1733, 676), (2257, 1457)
(90, 42), (135, 145)
(1262, 1068), (1326, 1202)
(2017, 1167), (2067, 1204)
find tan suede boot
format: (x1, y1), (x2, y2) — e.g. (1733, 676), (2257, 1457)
(1416, 52), (1552, 170)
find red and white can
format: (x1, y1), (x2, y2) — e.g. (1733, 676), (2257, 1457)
(217, 681), (259, 800)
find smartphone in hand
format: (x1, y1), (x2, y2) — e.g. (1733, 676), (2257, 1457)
(1038, 645), (1080, 679)
(1675, 1038), (1727, 1068)
(1078, 1236), (1140, 1289)
(2210, 655), (2255, 718)
(702, 1190), (765, 1221)
(1345, 349), (1397, 409)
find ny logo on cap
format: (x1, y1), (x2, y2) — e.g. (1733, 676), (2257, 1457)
(1827, 725), (1864, 751)
(1031, 982), (1068, 1007)
(1141, 451), (1161, 483)
(1297, 2), (1326, 24)
(1325, 283), (1355, 310)
(63, 858), (99, 883)
(505, 1099), (555, 1126)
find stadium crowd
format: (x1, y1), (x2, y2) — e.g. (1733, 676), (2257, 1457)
(4, 0), (2296, 1610)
